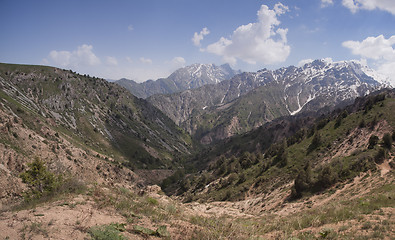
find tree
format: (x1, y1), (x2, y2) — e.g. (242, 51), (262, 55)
(374, 148), (387, 164)
(368, 135), (379, 149)
(20, 157), (61, 200)
(292, 162), (312, 198)
(316, 166), (336, 190)
(307, 132), (321, 153)
(383, 133), (392, 149)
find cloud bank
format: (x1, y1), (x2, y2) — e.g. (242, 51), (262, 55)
(201, 3), (290, 66)
(342, 0), (395, 15)
(343, 35), (395, 85)
(46, 44), (101, 68)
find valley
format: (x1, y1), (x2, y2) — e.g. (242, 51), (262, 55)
(0, 62), (393, 239)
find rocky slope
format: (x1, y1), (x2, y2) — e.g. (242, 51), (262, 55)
(115, 63), (240, 99)
(149, 59), (391, 143)
(0, 63), (194, 170)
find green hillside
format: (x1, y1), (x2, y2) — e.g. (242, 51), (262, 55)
(163, 90), (395, 202)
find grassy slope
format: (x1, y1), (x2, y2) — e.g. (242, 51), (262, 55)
(166, 90), (394, 203)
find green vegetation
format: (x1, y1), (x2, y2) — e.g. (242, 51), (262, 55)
(166, 91), (394, 202)
(20, 157), (62, 201)
(18, 157), (86, 207)
(89, 223), (127, 240)
(132, 225), (170, 238)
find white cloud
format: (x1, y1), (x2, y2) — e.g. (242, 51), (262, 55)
(203, 3), (290, 66)
(128, 25), (134, 31)
(342, 0), (395, 15)
(377, 61), (395, 83)
(46, 44), (101, 68)
(106, 56), (118, 66)
(169, 57), (186, 68)
(192, 27), (210, 47)
(321, 0), (334, 8)
(343, 35), (395, 85)
(342, 35), (395, 60)
(297, 58), (314, 67)
(139, 57), (153, 64)
(48, 50), (72, 67)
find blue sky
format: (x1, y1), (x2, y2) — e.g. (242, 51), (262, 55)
(0, 0), (394, 83)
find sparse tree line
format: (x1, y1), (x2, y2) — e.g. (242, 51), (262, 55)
(160, 92), (394, 202)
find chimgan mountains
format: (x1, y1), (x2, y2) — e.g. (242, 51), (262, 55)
(115, 63), (240, 99)
(146, 59), (391, 143)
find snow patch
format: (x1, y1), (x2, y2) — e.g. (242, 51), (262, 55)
(289, 93), (316, 116)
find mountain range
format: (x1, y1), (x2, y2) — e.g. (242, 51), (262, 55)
(147, 59), (391, 143)
(115, 63), (240, 99)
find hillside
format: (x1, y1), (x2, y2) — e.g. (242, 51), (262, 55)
(0, 64), (393, 240)
(115, 63), (240, 99)
(163, 90), (395, 204)
(149, 59), (389, 144)
(0, 63), (195, 170)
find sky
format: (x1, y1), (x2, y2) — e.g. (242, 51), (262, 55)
(0, 0), (394, 83)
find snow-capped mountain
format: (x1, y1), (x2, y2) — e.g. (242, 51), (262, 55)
(148, 59), (391, 143)
(115, 63), (240, 99)
(273, 59), (390, 115)
(168, 63), (240, 89)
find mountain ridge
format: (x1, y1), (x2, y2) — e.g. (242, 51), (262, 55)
(148, 59), (391, 143)
(115, 63), (241, 99)
(0, 63), (194, 169)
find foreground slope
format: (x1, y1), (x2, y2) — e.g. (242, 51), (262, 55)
(0, 90), (392, 240)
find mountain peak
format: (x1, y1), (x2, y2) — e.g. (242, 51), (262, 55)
(116, 63), (240, 98)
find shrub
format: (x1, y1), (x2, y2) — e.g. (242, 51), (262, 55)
(20, 157), (61, 201)
(368, 135), (379, 149)
(307, 133), (321, 154)
(291, 162), (312, 198)
(382, 133), (392, 149)
(359, 119), (366, 128)
(19, 157), (85, 204)
(374, 148), (387, 164)
(89, 223), (127, 240)
(334, 116), (342, 129)
(316, 166), (336, 190)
